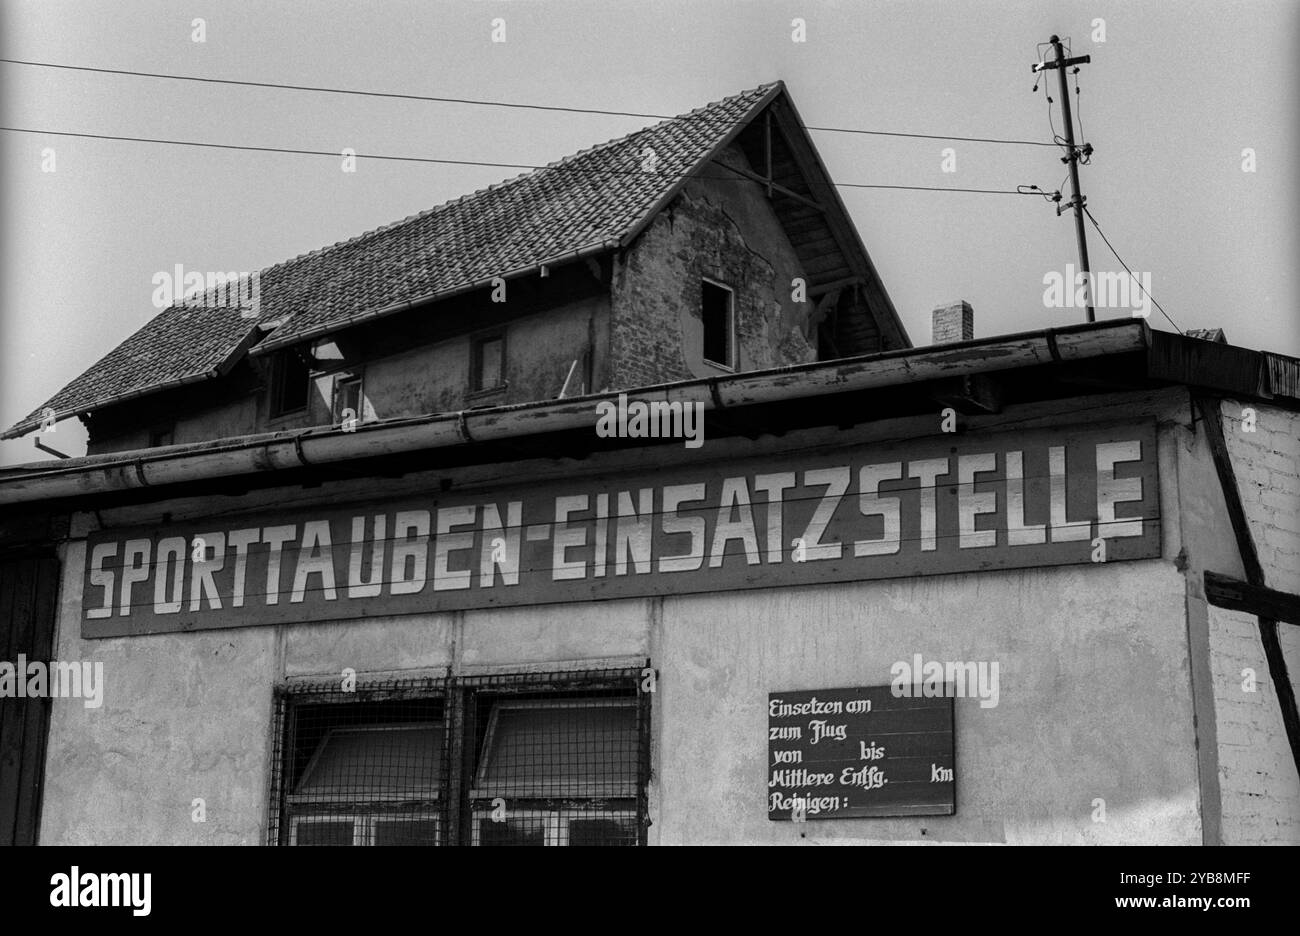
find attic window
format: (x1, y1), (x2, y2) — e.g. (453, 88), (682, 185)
(333, 373), (364, 427)
(701, 279), (735, 370)
(271, 349), (310, 417)
(471, 333), (506, 394)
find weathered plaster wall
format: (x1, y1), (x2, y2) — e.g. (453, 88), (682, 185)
(38, 573), (648, 844)
(610, 143), (814, 388)
(323, 300), (613, 427)
(351, 298), (606, 420)
(38, 394), (1212, 846)
(88, 296), (610, 454)
(653, 561), (1199, 845)
(38, 553), (1196, 845)
(87, 428), (152, 456)
(175, 395), (260, 447)
(502, 298), (606, 400)
(345, 338), (469, 421)
(40, 539), (280, 845)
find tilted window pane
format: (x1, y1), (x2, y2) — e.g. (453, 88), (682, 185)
(295, 724), (443, 799)
(475, 701), (637, 798)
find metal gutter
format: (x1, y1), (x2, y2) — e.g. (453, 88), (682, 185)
(0, 319), (1149, 506)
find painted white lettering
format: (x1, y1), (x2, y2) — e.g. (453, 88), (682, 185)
(553, 495), (589, 580)
(434, 506), (476, 591)
(855, 462), (902, 556)
(659, 483), (706, 572)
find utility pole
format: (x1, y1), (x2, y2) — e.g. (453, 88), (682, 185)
(1034, 35), (1095, 322)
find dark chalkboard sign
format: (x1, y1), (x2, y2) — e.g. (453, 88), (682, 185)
(768, 685), (955, 820)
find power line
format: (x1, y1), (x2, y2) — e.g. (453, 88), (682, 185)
(0, 58), (1060, 148)
(0, 125), (1044, 196)
(1083, 206), (1182, 334)
(808, 126), (1055, 147)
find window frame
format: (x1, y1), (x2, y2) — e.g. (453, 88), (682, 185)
(269, 348), (311, 418)
(289, 811), (442, 847)
(701, 277), (737, 371)
(469, 808), (639, 847)
(468, 330), (508, 397)
(269, 669), (650, 847)
(289, 812), (365, 847)
(330, 370), (365, 428)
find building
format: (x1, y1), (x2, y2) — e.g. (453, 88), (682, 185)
(4, 82), (906, 457)
(1, 83), (1297, 846)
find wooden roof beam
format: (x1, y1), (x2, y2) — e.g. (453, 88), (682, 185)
(808, 276), (862, 297)
(709, 159), (824, 212)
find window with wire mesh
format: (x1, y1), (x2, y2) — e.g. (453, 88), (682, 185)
(269, 681), (448, 846)
(464, 676), (645, 846)
(269, 668), (649, 846)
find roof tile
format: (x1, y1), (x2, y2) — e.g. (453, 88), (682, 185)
(6, 82), (778, 438)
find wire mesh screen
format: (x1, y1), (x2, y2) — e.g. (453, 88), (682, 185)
(269, 666), (650, 846)
(463, 670), (646, 846)
(268, 678), (449, 846)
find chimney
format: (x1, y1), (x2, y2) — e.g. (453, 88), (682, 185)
(932, 300), (974, 344)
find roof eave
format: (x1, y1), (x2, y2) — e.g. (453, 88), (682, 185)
(0, 321), (266, 441)
(0, 319), (1159, 506)
(766, 89), (911, 349)
(2, 370), (217, 441)
(616, 82), (786, 251)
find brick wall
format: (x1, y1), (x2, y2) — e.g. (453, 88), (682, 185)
(1211, 398), (1300, 843)
(932, 300), (974, 344)
(608, 144), (815, 390)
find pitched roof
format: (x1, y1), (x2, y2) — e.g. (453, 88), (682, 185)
(5, 80), (906, 439)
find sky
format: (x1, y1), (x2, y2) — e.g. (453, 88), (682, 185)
(2, 0), (1297, 467)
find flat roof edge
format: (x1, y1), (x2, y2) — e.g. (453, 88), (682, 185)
(3, 320), (1295, 506)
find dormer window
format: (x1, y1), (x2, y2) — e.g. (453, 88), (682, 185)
(701, 279), (735, 370)
(270, 349), (310, 417)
